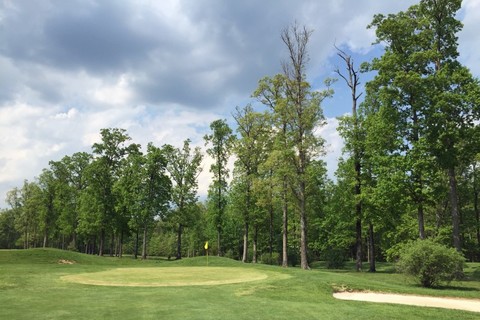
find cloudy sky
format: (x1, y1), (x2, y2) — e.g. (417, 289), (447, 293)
(1, 0), (479, 208)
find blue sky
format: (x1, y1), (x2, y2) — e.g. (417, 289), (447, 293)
(0, 0), (479, 208)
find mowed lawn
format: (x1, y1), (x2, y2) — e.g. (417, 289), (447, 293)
(1, 249), (479, 319)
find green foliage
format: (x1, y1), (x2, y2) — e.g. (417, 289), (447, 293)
(396, 239), (465, 288)
(260, 252), (280, 265)
(323, 247), (347, 269)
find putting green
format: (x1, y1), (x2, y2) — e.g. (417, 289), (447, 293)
(61, 267), (277, 287)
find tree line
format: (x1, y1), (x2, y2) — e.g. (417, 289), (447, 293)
(1, 0), (479, 269)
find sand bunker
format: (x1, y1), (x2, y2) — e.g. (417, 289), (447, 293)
(334, 291), (480, 313)
(61, 267), (270, 287)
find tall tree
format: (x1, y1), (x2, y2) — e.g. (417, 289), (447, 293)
(253, 74), (293, 267)
(163, 139), (203, 260)
(37, 169), (57, 248)
(204, 119), (234, 256)
(232, 105), (270, 263)
(368, 0), (480, 252)
(139, 143), (171, 259)
(335, 46), (364, 271)
(50, 152), (91, 250)
(281, 23), (330, 269)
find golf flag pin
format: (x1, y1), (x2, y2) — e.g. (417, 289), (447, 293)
(204, 241), (209, 250)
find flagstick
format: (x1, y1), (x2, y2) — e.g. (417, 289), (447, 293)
(207, 249), (209, 267)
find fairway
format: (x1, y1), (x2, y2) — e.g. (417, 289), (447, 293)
(61, 266), (274, 287)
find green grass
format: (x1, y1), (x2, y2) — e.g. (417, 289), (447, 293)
(0, 248), (479, 319)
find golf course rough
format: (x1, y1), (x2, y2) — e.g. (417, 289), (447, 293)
(61, 266), (285, 287)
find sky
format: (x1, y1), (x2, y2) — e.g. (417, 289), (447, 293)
(1, 0), (479, 209)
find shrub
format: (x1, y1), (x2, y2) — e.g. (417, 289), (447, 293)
(396, 239), (465, 288)
(261, 252), (280, 265)
(323, 247), (346, 269)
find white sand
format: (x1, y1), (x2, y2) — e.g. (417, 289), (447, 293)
(333, 292), (480, 313)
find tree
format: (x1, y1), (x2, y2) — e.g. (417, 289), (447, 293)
(80, 128), (136, 255)
(37, 169), (57, 248)
(49, 152), (91, 251)
(139, 143), (171, 259)
(163, 140), (203, 260)
(204, 119), (234, 256)
(232, 105), (270, 263)
(253, 74), (293, 267)
(335, 46), (364, 271)
(368, 0), (480, 252)
(280, 23), (330, 269)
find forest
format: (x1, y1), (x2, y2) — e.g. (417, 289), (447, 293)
(1, 0), (479, 271)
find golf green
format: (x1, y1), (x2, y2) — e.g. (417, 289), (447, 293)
(61, 266), (275, 287)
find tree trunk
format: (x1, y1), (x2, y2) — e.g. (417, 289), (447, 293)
(252, 225), (258, 263)
(242, 222), (249, 263)
(473, 165), (480, 248)
(299, 181), (309, 270)
(110, 232), (114, 257)
(176, 223), (183, 260)
(142, 226), (148, 260)
(282, 179), (288, 267)
(448, 167), (462, 252)
(119, 231), (123, 258)
(269, 203), (274, 257)
(99, 228), (105, 256)
(134, 230), (139, 259)
(355, 158), (362, 272)
(217, 228), (221, 257)
(43, 229), (47, 248)
(368, 222), (376, 272)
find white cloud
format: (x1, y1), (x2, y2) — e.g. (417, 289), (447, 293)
(319, 117), (344, 179)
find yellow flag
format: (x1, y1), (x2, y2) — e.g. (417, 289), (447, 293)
(204, 241), (209, 250)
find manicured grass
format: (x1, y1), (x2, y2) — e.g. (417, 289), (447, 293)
(0, 249), (479, 319)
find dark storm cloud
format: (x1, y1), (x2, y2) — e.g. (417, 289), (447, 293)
(0, 0), (422, 111)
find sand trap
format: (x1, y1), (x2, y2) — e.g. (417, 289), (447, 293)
(334, 292), (480, 313)
(62, 267), (271, 287)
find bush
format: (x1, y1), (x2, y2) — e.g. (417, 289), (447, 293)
(323, 247), (346, 269)
(396, 239), (465, 288)
(261, 252), (280, 265)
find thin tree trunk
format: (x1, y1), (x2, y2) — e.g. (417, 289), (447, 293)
(142, 226), (148, 260)
(242, 222), (249, 263)
(282, 179), (288, 267)
(448, 167), (462, 252)
(119, 231), (123, 258)
(355, 159), (362, 272)
(473, 164), (480, 248)
(299, 180), (309, 270)
(269, 203), (274, 257)
(99, 228), (105, 256)
(110, 232), (114, 257)
(368, 222), (376, 272)
(252, 225), (258, 263)
(134, 230), (139, 259)
(43, 229), (47, 248)
(176, 223), (183, 260)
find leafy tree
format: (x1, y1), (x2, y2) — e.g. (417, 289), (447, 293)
(0, 209), (20, 248)
(37, 169), (57, 248)
(253, 74), (293, 267)
(85, 128), (137, 255)
(138, 143), (171, 259)
(280, 23), (331, 269)
(368, 0), (480, 252)
(232, 105), (270, 262)
(163, 139), (202, 260)
(204, 119), (234, 256)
